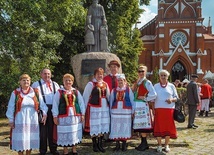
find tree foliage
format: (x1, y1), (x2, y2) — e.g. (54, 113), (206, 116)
(0, 0), (85, 99)
(105, 0), (145, 83)
(140, 0), (150, 6)
(152, 66), (159, 84)
(0, 0), (151, 102)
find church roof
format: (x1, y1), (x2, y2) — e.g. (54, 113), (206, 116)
(203, 70), (214, 79)
(203, 34), (214, 40)
(141, 35), (155, 41)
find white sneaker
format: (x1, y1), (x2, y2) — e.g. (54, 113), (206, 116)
(165, 145), (170, 152)
(157, 145), (162, 152)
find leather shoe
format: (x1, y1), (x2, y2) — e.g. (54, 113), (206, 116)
(187, 125), (197, 129)
(192, 124), (198, 128)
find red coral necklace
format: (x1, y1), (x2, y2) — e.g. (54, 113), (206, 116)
(21, 87), (31, 95)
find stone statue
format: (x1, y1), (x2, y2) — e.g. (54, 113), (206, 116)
(86, 0), (108, 52)
(100, 19), (108, 52)
(85, 15), (95, 52)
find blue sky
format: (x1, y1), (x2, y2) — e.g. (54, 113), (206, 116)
(137, 0), (214, 32)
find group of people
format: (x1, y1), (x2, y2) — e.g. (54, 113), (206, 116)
(187, 76), (213, 129)
(6, 60), (182, 155)
(173, 75), (213, 129)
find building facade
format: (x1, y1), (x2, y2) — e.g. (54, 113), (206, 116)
(139, 0), (214, 82)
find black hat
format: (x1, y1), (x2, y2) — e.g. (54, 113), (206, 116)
(191, 74), (199, 78)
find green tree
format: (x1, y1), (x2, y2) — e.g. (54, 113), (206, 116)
(152, 66), (159, 84)
(105, 0), (147, 83)
(0, 0), (85, 100)
(0, 0), (151, 103)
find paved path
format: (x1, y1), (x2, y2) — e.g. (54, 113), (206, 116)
(1, 108), (214, 155)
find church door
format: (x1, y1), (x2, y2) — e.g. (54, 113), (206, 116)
(171, 61), (187, 82)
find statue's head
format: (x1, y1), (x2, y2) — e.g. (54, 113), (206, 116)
(103, 19), (107, 25)
(87, 15), (92, 24)
(92, 0), (99, 4)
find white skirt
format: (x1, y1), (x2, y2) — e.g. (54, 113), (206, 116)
(12, 106), (40, 151)
(57, 107), (83, 146)
(89, 98), (110, 136)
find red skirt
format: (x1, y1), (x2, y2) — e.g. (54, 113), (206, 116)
(153, 108), (177, 139)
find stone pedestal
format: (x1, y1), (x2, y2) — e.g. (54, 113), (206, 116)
(71, 52), (122, 92)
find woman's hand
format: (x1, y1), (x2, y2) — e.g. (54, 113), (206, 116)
(81, 115), (85, 122)
(9, 122), (14, 129)
(42, 115), (47, 125)
(165, 98), (173, 104)
(131, 113), (135, 120)
(137, 96), (146, 100)
(53, 117), (59, 125)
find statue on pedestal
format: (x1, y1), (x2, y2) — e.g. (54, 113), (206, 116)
(85, 0), (109, 52)
(72, 0), (120, 92)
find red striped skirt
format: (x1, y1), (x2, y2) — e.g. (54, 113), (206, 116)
(153, 108), (177, 139)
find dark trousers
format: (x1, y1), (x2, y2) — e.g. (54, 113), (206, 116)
(40, 105), (57, 154)
(188, 105), (197, 126)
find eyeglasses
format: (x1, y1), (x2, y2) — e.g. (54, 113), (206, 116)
(160, 74), (167, 77)
(138, 70), (145, 73)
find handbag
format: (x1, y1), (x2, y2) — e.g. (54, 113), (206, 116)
(174, 108), (185, 123)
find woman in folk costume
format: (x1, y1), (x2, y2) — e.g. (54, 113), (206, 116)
(6, 74), (48, 155)
(153, 70), (178, 153)
(132, 65), (157, 151)
(109, 74), (135, 152)
(52, 74), (85, 155)
(83, 67), (110, 153)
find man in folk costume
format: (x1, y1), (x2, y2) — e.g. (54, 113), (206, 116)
(32, 68), (60, 155)
(109, 74), (135, 152)
(132, 65), (157, 151)
(83, 68), (110, 153)
(103, 60), (120, 141)
(103, 60), (120, 92)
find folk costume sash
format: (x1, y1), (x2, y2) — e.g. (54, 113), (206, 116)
(133, 79), (152, 130)
(57, 89), (81, 117)
(85, 81), (108, 132)
(111, 87), (132, 109)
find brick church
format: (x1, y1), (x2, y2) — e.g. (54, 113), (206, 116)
(139, 0), (214, 82)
